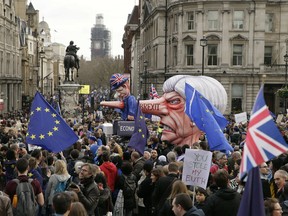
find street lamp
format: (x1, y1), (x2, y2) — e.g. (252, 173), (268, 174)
(39, 50), (45, 93)
(143, 60), (148, 99)
(200, 36), (207, 76)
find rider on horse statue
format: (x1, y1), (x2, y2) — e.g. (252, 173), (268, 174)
(66, 41), (80, 69)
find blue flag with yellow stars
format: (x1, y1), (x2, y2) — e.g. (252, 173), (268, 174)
(185, 83), (232, 152)
(26, 91), (78, 153)
(128, 101), (149, 155)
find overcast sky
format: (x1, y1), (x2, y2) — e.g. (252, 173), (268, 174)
(31, 0), (137, 60)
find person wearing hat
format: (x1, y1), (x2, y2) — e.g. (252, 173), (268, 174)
(109, 73), (137, 121)
(89, 136), (102, 156)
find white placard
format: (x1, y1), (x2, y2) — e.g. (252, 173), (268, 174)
(234, 112), (247, 124)
(182, 149), (212, 188)
(276, 114), (284, 124)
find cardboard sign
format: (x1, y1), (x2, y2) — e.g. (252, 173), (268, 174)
(182, 149), (212, 188)
(276, 114), (284, 124)
(234, 112), (247, 124)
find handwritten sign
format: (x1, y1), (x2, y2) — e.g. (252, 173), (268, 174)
(182, 149), (212, 188)
(234, 112), (247, 124)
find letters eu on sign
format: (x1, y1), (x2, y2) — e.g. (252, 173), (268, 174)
(117, 121), (135, 137)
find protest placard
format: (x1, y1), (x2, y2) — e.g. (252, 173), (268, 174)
(182, 149), (212, 188)
(234, 112), (247, 124)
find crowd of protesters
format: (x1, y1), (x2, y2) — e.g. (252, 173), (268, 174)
(0, 109), (287, 216)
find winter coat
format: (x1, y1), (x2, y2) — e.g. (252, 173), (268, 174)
(184, 206), (205, 216)
(203, 188), (241, 216)
(100, 161), (118, 192)
(45, 173), (70, 205)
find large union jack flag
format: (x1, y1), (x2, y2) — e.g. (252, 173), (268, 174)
(239, 85), (288, 178)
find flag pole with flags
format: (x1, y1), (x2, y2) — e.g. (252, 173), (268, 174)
(237, 85), (288, 216)
(26, 91), (78, 153)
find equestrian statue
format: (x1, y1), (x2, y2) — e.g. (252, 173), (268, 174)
(64, 41), (80, 82)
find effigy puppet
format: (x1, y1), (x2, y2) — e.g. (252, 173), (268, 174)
(101, 75), (227, 147)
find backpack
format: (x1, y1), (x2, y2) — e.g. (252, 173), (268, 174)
(12, 179), (37, 216)
(122, 175), (136, 198)
(55, 177), (72, 193)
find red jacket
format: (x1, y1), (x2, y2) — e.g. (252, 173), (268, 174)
(100, 162), (118, 192)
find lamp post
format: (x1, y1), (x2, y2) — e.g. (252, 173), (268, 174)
(284, 52), (288, 113)
(200, 36), (207, 76)
(143, 60), (148, 99)
(39, 50), (45, 93)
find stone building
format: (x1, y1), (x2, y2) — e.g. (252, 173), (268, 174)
(126, 0), (288, 114)
(0, 0), (22, 112)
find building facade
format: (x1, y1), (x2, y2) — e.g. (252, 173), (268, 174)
(91, 14), (111, 59)
(0, 0), (22, 112)
(127, 0), (288, 114)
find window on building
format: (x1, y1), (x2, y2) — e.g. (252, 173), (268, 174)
(208, 45), (218, 66)
(173, 45), (177, 66)
(233, 11), (244, 30)
(232, 84), (243, 112)
(264, 46), (273, 65)
(174, 15), (178, 32)
(233, 44), (243, 66)
(265, 13), (273, 32)
(187, 12), (195, 30)
(208, 11), (219, 30)
(186, 45), (193, 65)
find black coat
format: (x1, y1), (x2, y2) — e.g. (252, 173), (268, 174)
(203, 188), (241, 216)
(137, 175), (154, 208)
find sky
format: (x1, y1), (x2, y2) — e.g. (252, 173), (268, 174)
(30, 0), (137, 60)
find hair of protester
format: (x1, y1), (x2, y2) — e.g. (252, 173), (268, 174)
(168, 179), (191, 200)
(65, 191), (79, 202)
(168, 162), (179, 173)
(131, 151), (140, 160)
(28, 157), (37, 170)
(163, 165), (169, 176)
(199, 141), (209, 150)
(214, 169), (229, 188)
(81, 163), (97, 177)
(16, 157), (29, 173)
(163, 75), (227, 113)
(55, 160), (69, 175)
(74, 161), (85, 174)
(173, 193), (193, 211)
(31, 149), (42, 160)
(94, 172), (108, 188)
(151, 167), (164, 180)
(121, 161), (133, 175)
(69, 201), (88, 216)
(275, 169), (288, 178)
(110, 154), (123, 169)
(143, 161), (153, 173)
(47, 155), (55, 166)
(195, 187), (209, 198)
(181, 144), (190, 154)
(6, 149), (16, 160)
(102, 151), (110, 162)
(167, 151), (177, 163)
(70, 149), (80, 160)
(216, 152), (226, 160)
(264, 198), (280, 216)
(52, 192), (72, 214)
(173, 146), (183, 156)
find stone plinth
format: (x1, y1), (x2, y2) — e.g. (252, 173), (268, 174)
(59, 82), (82, 118)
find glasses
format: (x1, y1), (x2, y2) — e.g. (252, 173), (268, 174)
(260, 166), (268, 168)
(80, 168), (89, 173)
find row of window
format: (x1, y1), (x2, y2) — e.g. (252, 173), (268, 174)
(182, 11), (273, 32)
(182, 44), (273, 66)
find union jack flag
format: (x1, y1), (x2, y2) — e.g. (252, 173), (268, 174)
(149, 84), (159, 99)
(110, 73), (124, 86)
(239, 85), (288, 178)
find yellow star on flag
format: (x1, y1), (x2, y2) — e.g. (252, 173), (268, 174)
(45, 108), (50, 112)
(36, 107), (41, 111)
(53, 126), (59, 131)
(47, 131), (53, 136)
(30, 134), (36, 140)
(138, 129), (142, 133)
(55, 120), (60, 124)
(39, 134), (45, 139)
(52, 113), (57, 118)
(30, 111), (34, 116)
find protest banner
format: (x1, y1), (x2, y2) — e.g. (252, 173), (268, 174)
(182, 149), (212, 188)
(234, 112), (247, 124)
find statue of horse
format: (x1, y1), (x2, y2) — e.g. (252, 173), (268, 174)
(64, 54), (79, 82)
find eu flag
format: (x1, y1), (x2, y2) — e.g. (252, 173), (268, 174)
(26, 92), (78, 153)
(128, 101), (149, 155)
(185, 83), (232, 152)
(237, 167), (265, 216)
